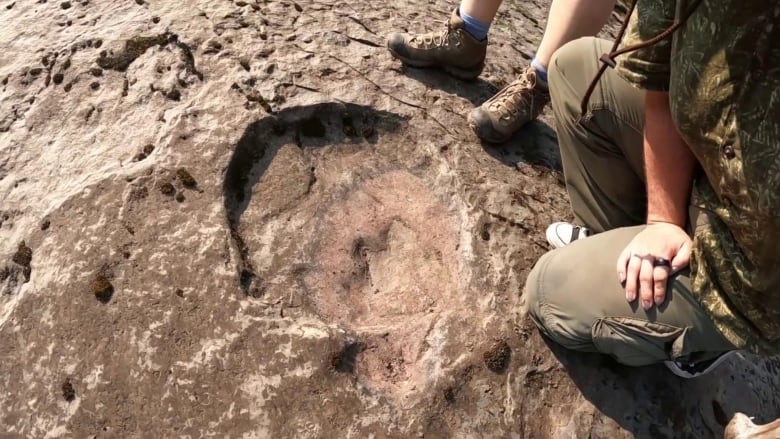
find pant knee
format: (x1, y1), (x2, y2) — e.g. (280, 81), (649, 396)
(548, 37), (601, 101)
(521, 252), (548, 326)
(522, 251), (591, 350)
(520, 254), (547, 326)
(547, 37), (602, 152)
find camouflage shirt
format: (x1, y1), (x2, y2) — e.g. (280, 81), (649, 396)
(615, 0), (780, 354)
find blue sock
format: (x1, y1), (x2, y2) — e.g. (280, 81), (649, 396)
(459, 9), (491, 41)
(531, 57), (548, 83)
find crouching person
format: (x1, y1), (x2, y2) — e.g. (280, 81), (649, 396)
(522, 0), (780, 378)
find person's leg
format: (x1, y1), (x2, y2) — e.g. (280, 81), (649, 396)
(549, 37), (647, 233)
(522, 37), (735, 366)
(459, 0), (503, 40)
(469, 0), (616, 144)
(459, 0), (503, 24)
(523, 226), (736, 366)
(532, 0), (617, 79)
(545, 36), (646, 248)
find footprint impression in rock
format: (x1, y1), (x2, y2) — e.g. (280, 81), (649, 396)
(224, 103), (470, 398)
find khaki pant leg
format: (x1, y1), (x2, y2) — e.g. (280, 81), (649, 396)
(548, 37), (648, 233)
(522, 225), (735, 366)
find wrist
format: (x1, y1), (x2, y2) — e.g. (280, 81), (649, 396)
(646, 217), (686, 228)
(646, 202), (688, 228)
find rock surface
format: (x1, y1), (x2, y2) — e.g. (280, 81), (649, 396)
(1, 0), (779, 437)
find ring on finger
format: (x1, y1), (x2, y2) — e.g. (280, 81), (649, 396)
(653, 257), (671, 268)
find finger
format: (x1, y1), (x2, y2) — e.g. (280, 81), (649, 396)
(671, 240), (692, 273)
(625, 254), (642, 303)
(639, 257), (655, 310)
(653, 264), (670, 306)
(616, 247), (631, 284)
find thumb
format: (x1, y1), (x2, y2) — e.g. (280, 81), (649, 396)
(671, 240), (692, 273)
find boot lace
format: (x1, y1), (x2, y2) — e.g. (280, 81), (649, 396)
(489, 69), (538, 121)
(410, 21), (460, 49)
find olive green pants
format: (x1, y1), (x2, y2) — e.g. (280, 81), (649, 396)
(521, 37), (735, 366)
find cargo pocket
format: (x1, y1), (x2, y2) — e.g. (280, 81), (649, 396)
(592, 317), (690, 367)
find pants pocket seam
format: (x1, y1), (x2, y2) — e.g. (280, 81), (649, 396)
(599, 316), (686, 332)
(592, 317), (686, 366)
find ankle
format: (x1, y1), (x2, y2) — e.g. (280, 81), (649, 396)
(531, 57), (549, 87)
(458, 9), (490, 41)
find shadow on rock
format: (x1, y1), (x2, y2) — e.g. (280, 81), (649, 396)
(398, 66), (499, 106)
(222, 102), (406, 296)
(481, 119), (562, 171)
(544, 336), (780, 439)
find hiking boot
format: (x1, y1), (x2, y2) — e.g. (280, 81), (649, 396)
(468, 66), (550, 143)
(725, 413), (780, 439)
(664, 351), (739, 379)
(546, 222), (591, 249)
(387, 9), (487, 80)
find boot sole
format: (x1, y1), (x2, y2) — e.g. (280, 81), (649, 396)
(389, 49), (483, 81)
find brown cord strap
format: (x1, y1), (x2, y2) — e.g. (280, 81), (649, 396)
(579, 0), (703, 117)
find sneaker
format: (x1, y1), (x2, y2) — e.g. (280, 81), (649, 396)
(468, 66), (551, 143)
(545, 222), (591, 249)
(664, 351), (738, 379)
(387, 9), (487, 80)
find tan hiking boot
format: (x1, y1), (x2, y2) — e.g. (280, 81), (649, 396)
(387, 9), (487, 80)
(468, 66), (550, 143)
(726, 413), (780, 439)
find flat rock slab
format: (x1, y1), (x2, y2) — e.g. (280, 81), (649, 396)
(1, 0), (778, 437)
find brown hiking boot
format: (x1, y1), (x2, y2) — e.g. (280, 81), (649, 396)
(387, 9), (487, 80)
(468, 66), (550, 143)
